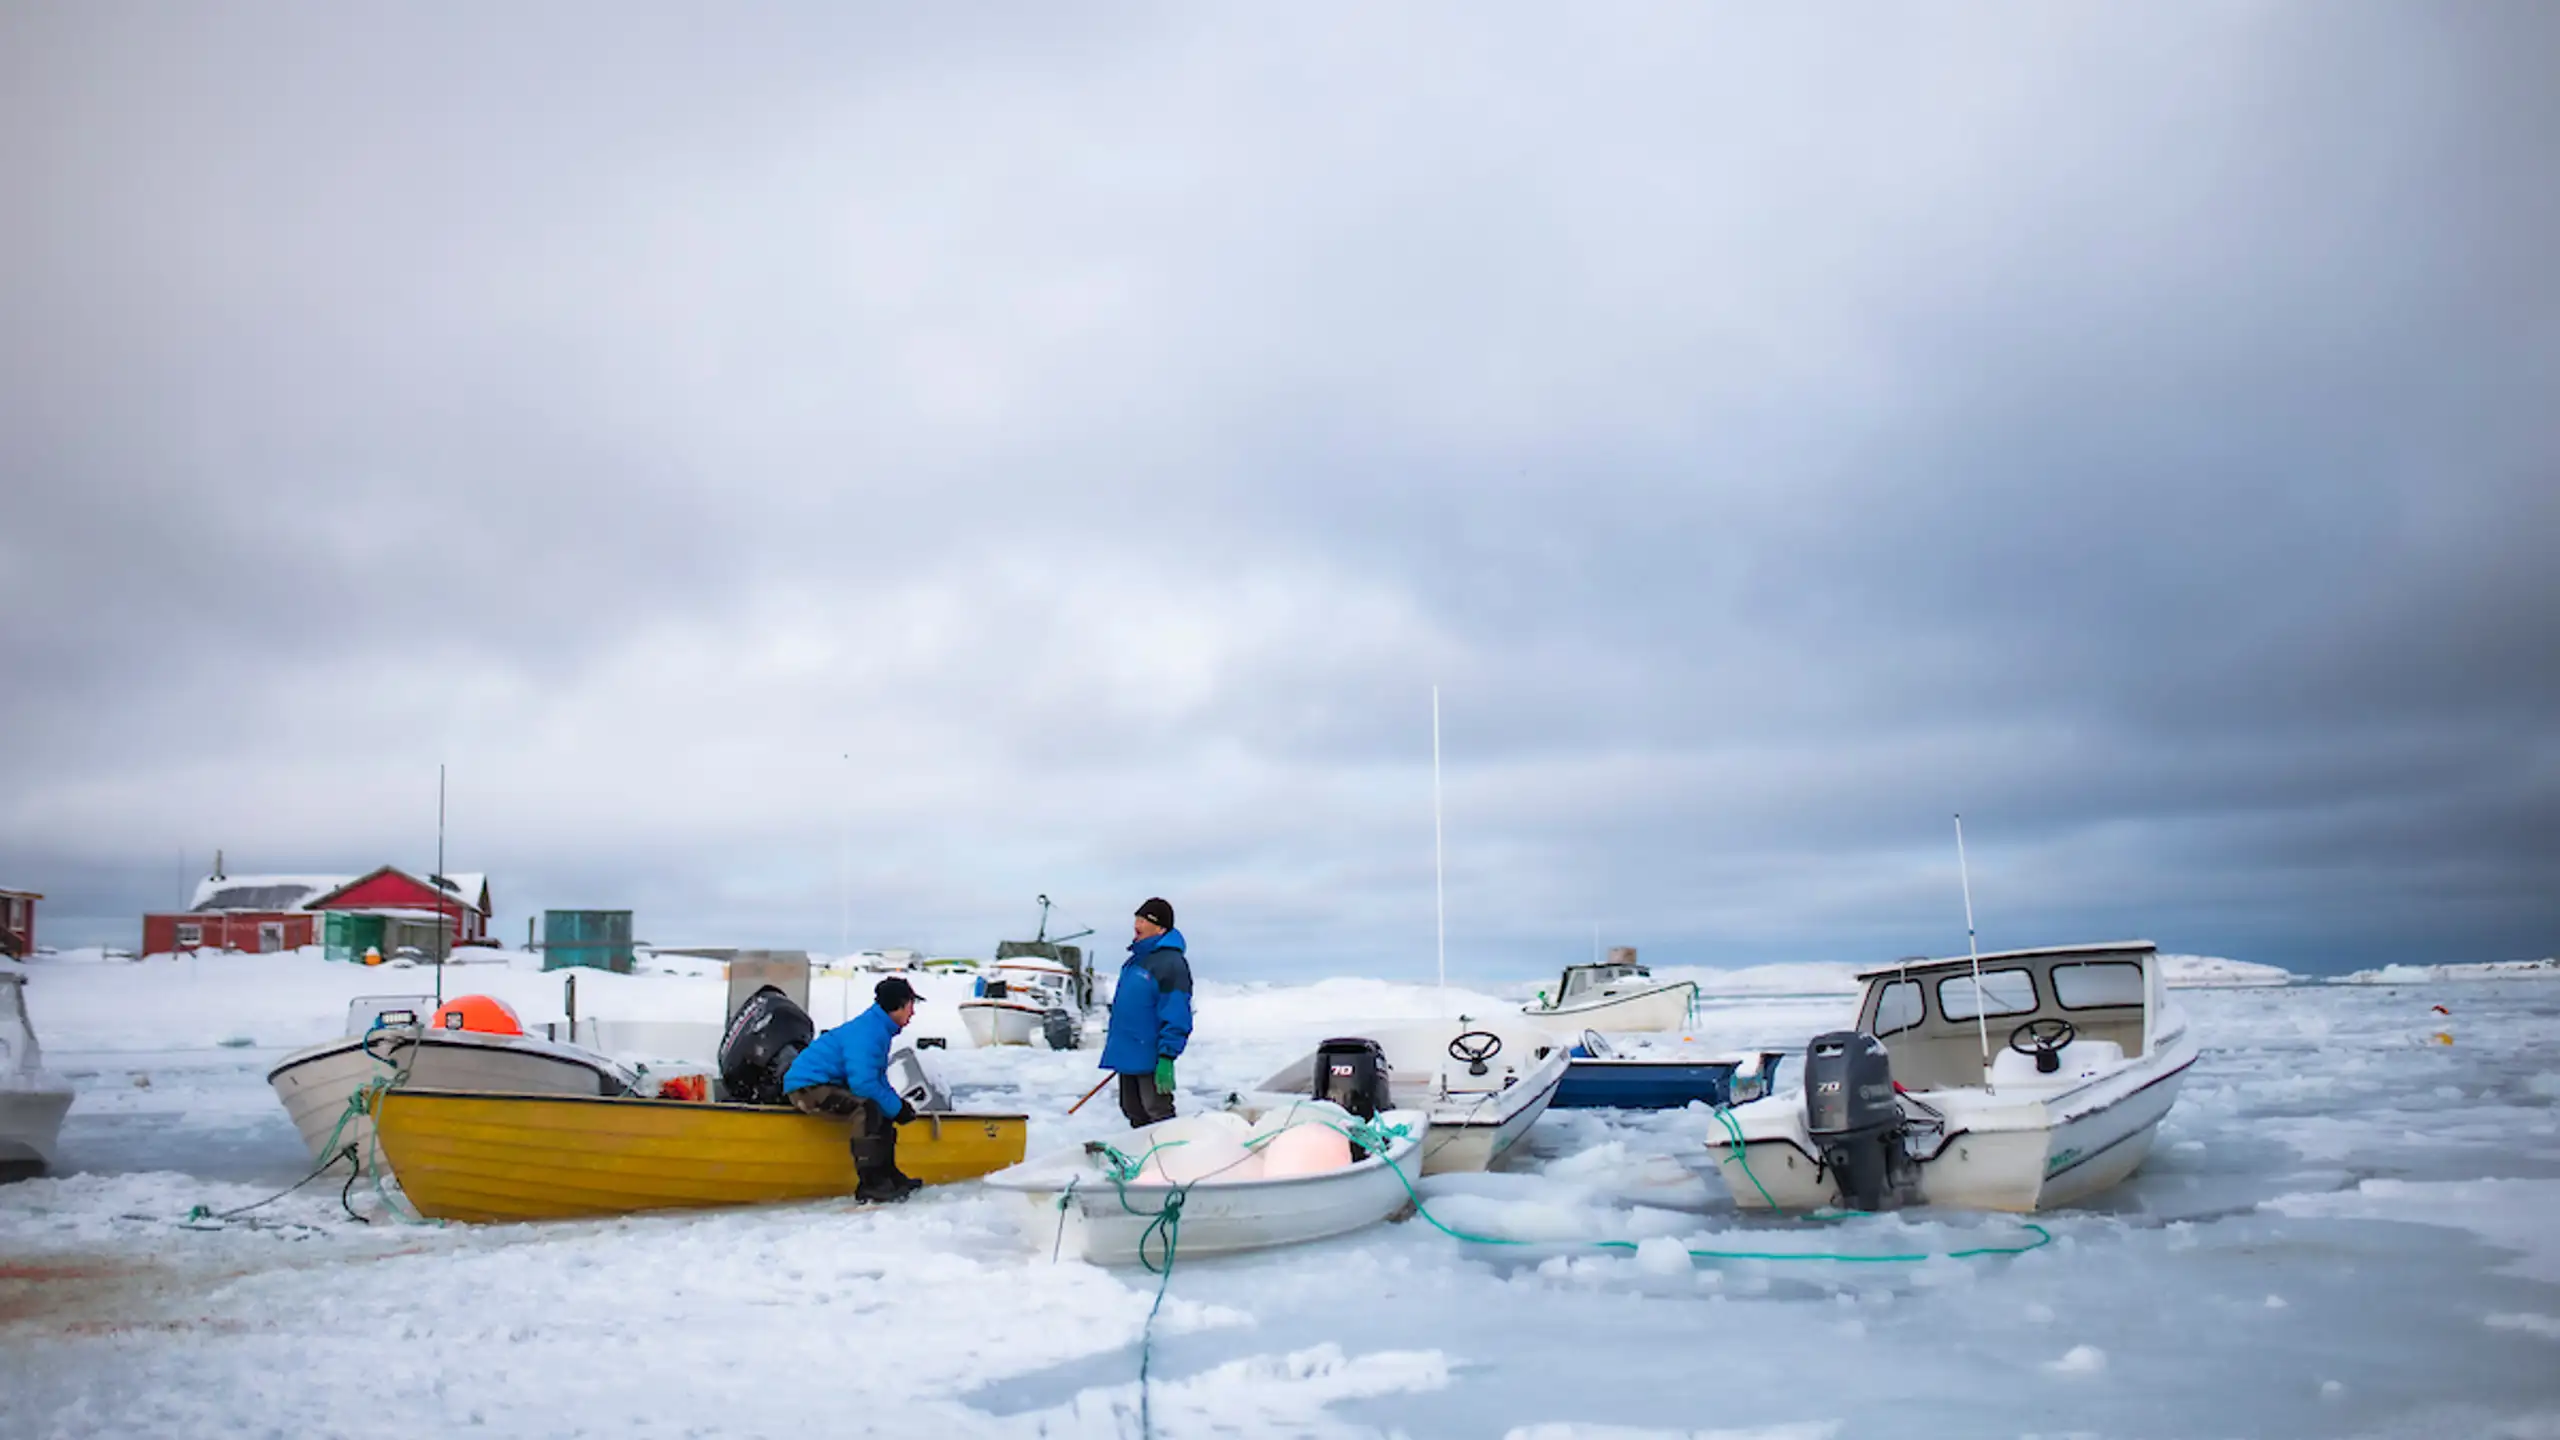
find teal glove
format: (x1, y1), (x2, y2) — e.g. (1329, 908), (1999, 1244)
(1154, 1057), (1177, 1092)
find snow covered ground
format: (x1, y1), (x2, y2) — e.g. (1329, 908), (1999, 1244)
(4, 952), (2557, 1438)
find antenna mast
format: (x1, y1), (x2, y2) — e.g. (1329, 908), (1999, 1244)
(434, 764), (448, 1006)
(1955, 813), (1990, 1085)
(1433, 686), (1446, 996)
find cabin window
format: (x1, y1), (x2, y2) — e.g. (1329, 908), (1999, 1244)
(1938, 968), (2038, 1021)
(2052, 961), (2145, 1010)
(1871, 979), (1925, 1037)
(176, 923), (202, 947)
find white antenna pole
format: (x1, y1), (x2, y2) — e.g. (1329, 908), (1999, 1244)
(1955, 813), (1990, 1085)
(1433, 686), (1446, 997)
(434, 764), (448, 1006)
(839, 753), (852, 963)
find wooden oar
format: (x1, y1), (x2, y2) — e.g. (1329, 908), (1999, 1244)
(1065, 1074), (1113, 1115)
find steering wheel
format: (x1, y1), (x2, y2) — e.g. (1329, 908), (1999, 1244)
(2007, 1017), (2078, 1074)
(1448, 1030), (1504, 1075)
(1579, 1029), (1614, 1060)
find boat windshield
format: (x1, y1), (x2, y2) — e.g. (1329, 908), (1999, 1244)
(344, 994), (439, 1036)
(1560, 964), (1643, 1001)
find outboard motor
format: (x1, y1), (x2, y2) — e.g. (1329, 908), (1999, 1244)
(1040, 1007), (1081, 1051)
(718, 984), (816, 1106)
(1803, 1030), (1917, 1211)
(1313, 1037), (1394, 1119)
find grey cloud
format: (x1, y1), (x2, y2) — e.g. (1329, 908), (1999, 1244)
(3, 3), (2553, 976)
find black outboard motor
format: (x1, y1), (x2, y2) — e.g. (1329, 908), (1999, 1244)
(719, 984), (816, 1106)
(1803, 1030), (1916, 1211)
(1313, 1037), (1394, 1119)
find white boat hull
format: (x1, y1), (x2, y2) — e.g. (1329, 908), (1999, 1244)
(1523, 981), (1698, 1034)
(1713, 1042), (2198, 1213)
(267, 1031), (632, 1166)
(959, 1001), (1046, 1048)
(987, 1108), (1431, 1264)
(1257, 1019), (1572, 1175)
(2, 973), (73, 1175)
(0, 1083), (73, 1173)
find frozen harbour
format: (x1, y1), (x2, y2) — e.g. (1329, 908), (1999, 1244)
(3, 954), (2557, 1438)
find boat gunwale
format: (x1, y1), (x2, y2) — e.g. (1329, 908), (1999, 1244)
(986, 1124), (1429, 1201)
(378, 1086), (1030, 1124)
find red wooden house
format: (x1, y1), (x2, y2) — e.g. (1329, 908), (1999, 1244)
(142, 865), (492, 956)
(1, 886), (39, 958)
(307, 867), (492, 946)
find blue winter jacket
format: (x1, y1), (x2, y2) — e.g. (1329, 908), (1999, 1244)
(781, 1004), (906, 1116)
(1100, 928), (1193, 1074)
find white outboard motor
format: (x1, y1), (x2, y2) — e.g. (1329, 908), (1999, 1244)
(1803, 1030), (1919, 1211)
(888, 1043), (954, 1114)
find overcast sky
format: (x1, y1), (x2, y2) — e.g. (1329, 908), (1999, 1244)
(4, 3), (2553, 977)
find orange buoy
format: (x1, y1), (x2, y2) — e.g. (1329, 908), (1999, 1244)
(431, 994), (524, 1036)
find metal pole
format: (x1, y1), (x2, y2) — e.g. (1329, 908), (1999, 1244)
(1955, 813), (1991, 1086)
(435, 765), (447, 1006)
(1433, 686), (1446, 996)
(839, 753), (852, 963)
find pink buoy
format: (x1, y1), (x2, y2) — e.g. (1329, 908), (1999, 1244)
(1259, 1123), (1354, 1178)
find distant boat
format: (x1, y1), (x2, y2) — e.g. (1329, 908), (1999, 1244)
(1551, 1031), (1787, 1110)
(1521, 958), (1698, 1032)
(0, 971), (74, 1179)
(959, 956), (1082, 1049)
(372, 1087), (1027, 1223)
(962, 895), (1096, 1049)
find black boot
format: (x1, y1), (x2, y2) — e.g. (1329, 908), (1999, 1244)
(851, 1128), (908, 1204)
(882, 1125), (924, 1199)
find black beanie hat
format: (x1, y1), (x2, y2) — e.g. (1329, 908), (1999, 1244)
(875, 976), (922, 1010)
(1135, 897), (1176, 929)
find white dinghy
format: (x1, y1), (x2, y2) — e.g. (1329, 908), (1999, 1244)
(0, 971), (75, 1178)
(1711, 942), (2198, 1213)
(1255, 1020), (1569, 1174)
(985, 1099), (1430, 1265)
(268, 994), (637, 1165)
(1522, 958), (1698, 1033)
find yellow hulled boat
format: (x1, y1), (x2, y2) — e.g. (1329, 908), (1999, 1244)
(371, 1088), (1029, 1223)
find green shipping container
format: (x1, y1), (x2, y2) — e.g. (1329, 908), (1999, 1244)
(324, 912), (385, 964)
(542, 909), (635, 973)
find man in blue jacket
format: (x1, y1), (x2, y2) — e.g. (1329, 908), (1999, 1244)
(1102, 897), (1193, 1127)
(783, 976), (924, 1203)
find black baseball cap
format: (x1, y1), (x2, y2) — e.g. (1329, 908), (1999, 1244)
(875, 977), (923, 1009)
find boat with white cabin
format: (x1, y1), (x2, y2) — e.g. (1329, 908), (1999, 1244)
(1522, 957), (1697, 1032)
(959, 956), (1082, 1050)
(986, 1099), (1430, 1264)
(1710, 942), (2198, 1213)
(268, 994), (637, 1166)
(1254, 1020), (1569, 1174)
(1, 970), (75, 1178)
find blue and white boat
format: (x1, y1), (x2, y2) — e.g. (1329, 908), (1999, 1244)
(1550, 1030), (1786, 1110)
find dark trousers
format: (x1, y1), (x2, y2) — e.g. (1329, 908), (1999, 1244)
(787, 1084), (903, 1192)
(1117, 1071), (1175, 1128)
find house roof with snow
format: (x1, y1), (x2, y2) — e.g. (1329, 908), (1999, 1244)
(305, 867), (491, 917)
(189, 874), (354, 913)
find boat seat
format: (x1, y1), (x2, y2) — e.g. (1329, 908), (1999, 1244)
(1989, 1036), (2124, 1084)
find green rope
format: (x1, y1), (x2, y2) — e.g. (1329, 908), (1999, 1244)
(1074, 1106), (2050, 1439)
(1711, 1105), (1785, 1212)
(1271, 1111), (2050, 1266)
